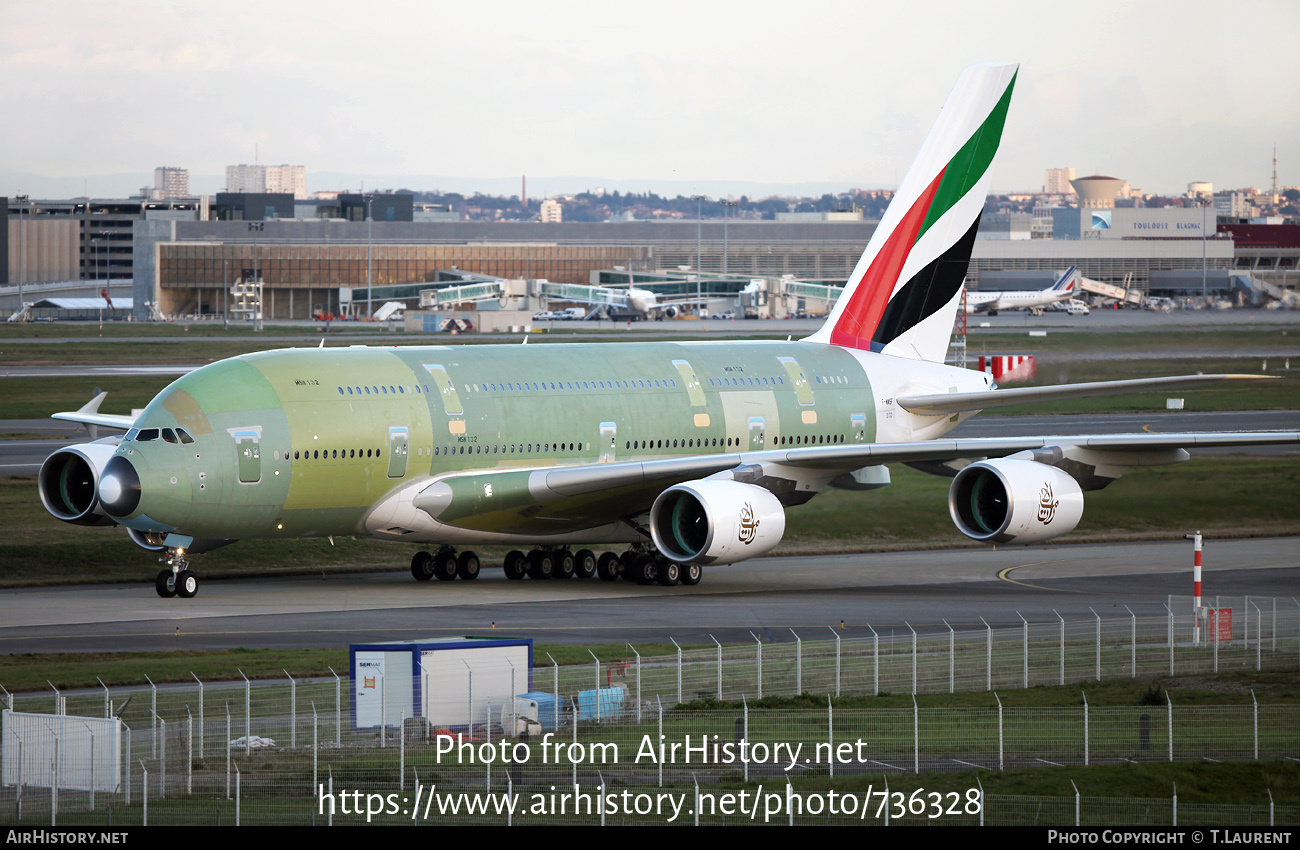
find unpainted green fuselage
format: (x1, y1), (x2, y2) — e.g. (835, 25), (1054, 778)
(108, 339), (981, 547)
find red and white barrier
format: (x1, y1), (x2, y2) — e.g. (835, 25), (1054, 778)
(977, 354), (1036, 383)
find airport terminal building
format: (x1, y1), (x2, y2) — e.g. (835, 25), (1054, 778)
(3, 194), (1291, 321)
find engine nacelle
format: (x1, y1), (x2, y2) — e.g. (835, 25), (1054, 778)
(650, 480), (785, 565)
(38, 441), (120, 527)
(948, 459), (1084, 545)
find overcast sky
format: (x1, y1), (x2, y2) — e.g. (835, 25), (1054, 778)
(2, 0), (1296, 198)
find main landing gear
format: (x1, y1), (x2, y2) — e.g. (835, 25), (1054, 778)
(155, 548), (199, 599)
(411, 546), (481, 582)
(410, 546), (703, 587)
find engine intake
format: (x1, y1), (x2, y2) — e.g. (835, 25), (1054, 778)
(38, 442), (120, 526)
(650, 480), (785, 565)
(948, 459), (1083, 545)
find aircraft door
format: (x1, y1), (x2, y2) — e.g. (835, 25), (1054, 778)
(671, 360), (707, 406)
(748, 417), (766, 451)
(777, 357), (815, 405)
(227, 426), (262, 484)
(423, 365), (463, 416)
(388, 426), (409, 478)
(599, 422), (617, 463)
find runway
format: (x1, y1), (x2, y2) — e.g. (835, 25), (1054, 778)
(1, 537), (1295, 653)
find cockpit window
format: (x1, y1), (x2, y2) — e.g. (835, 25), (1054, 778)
(162, 429), (178, 443)
(124, 428), (139, 441)
(137, 429), (160, 442)
(176, 428), (195, 444)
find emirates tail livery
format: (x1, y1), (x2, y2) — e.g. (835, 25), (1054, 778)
(40, 63), (1296, 598)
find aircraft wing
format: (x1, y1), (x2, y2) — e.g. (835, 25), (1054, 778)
(413, 429), (1300, 532)
(896, 374), (1273, 415)
(50, 392), (137, 439)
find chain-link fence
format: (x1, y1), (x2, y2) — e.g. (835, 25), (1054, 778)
(2, 596), (1297, 825)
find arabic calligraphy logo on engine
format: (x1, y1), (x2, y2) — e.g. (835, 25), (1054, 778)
(738, 501), (760, 544)
(1037, 482), (1059, 524)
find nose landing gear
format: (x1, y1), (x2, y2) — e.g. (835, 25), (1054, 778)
(155, 549), (198, 599)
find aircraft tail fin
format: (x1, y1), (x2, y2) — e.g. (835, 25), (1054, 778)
(806, 62), (1018, 361)
(1052, 265), (1079, 292)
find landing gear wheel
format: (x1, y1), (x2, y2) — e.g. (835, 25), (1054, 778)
(680, 563), (703, 586)
(527, 550), (555, 580)
(411, 551), (435, 581)
(596, 552), (620, 581)
(574, 549), (597, 579)
(457, 551), (480, 580)
(176, 569), (199, 598)
(503, 550), (526, 580)
(656, 561), (681, 587)
(155, 570), (177, 598)
(433, 551), (459, 581)
(553, 550), (575, 580)
(632, 554), (658, 585)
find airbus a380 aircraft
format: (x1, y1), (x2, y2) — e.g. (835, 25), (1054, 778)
(38, 63), (1298, 599)
(965, 266), (1079, 315)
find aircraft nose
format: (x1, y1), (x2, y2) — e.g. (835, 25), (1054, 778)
(99, 455), (142, 517)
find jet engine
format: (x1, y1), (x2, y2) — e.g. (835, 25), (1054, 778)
(650, 480), (785, 565)
(38, 441), (120, 527)
(948, 459), (1083, 545)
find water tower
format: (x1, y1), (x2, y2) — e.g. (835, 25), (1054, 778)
(1070, 175), (1124, 209)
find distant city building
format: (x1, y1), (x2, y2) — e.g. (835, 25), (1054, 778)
(153, 166), (189, 199)
(1214, 190), (1256, 219)
(540, 199), (563, 223)
(1044, 167), (1076, 194)
(225, 164), (308, 199)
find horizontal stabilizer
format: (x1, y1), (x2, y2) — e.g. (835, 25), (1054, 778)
(895, 374), (1274, 415)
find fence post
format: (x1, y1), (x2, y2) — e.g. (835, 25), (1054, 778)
(141, 761), (147, 827)
(827, 695), (834, 779)
(587, 650), (600, 723)
(462, 662), (472, 747)
(124, 724), (132, 808)
(239, 670), (251, 757)
(751, 633), (763, 700)
(1172, 782), (1177, 827)
(399, 712), (405, 790)
(1252, 602), (1263, 671)
(506, 659), (517, 733)
(994, 692), (1003, 771)
(694, 774), (700, 827)
(1125, 606), (1136, 678)
(1018, 612), (1029, 688)
(329, 666), (341, 747)
(1252, 689), (1258, 760)
(1082, 690), (1089, 766)
(944, 620), (954, 694)
(186, 708), (193, 796)
(235, 765), (240, 826)
(1090, 607), (1101, 681)
(656, 697), (663, 788)
(1055, 610), (1065, 686)
(711, 636), (723, 700)
(14, 736), (21, 824)
(627, 645), (641, 724)
(0, 682), (10, 711)
(791, 630), (802, 695)
(547, 653), (560, 731)
(977, 776), (984, 827)
(742, 696), (749, 784)
(830, 627), (841, 697)
(571, 697), (579, 788)
(981, 617), (992, 691)
(312, 702), (319, 792)
(225, 703), (231, 799)
(284, 670), (297, 750)
(906, 622), (917, 695)
(1071, 780), (1080, 827)
(192, 673), (204, 759)
(866, 623), (879, 697)
(912, 694), (919, 774)
(97, 677), (110, 719)
(145, 675), (157, 758)
(670, 638), (683, 705)
(328, 768), (333, 827)
(87, 727), (95, 812)
(47, 681), (61, 717)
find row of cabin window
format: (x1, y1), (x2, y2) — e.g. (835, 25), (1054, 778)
(124, 427), (195, 444)
(434, 442), (587, 456)
(622, 434), (846, 450)
(338, 384), (430, 396)
(293, 447), (383, 460)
